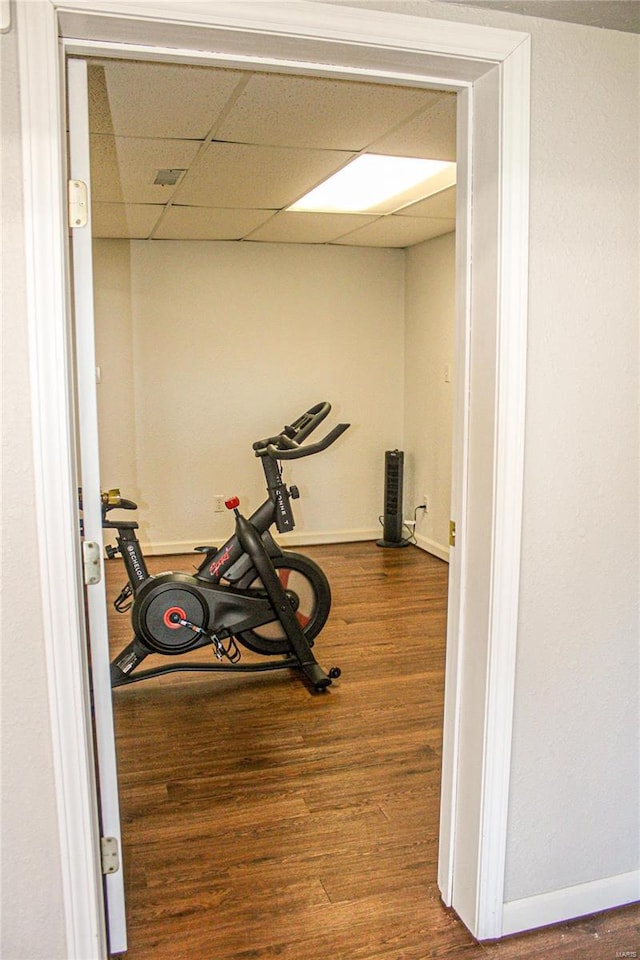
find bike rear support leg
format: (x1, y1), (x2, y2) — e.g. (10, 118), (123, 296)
(111, 636), (150, 687)
(233, 511), (335, 691)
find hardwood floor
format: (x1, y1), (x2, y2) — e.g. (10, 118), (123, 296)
(106, 542), (639, 959)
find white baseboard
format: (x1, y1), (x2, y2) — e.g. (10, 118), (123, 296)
(415, 532), (450, 562)
(140, 528), (381, 556)
(502, 870), (640, 936)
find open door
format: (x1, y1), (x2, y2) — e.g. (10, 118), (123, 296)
(67, 56), (127, 955)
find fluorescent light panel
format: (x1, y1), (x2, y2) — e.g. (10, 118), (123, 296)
(288, 154), (456, 215)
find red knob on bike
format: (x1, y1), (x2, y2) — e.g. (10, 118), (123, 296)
(225, 496), (240, 511)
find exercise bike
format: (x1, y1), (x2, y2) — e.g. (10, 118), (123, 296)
(104, 402), (349, 693)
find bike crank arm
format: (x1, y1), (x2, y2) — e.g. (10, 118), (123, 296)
(167, 613), (240, 663)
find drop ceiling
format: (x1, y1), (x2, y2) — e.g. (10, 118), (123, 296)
(86, 59), (457, 248)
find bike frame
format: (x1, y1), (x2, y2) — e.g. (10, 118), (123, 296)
(195, 455), (294, 587)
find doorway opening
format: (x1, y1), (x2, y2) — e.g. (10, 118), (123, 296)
(78, 54), (459, 956)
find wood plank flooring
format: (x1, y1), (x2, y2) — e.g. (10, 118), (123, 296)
(106, 542), (639, 959)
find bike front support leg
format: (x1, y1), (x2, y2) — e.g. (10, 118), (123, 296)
(233, 512), (334, 691)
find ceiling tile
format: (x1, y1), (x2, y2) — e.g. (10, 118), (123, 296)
(369, 94), (457, 161)
(173, 141), (355, 209)
(92, 202), (164, 239)
(397, 186), (457, 219)
(335, 215), (456, 248)
(90, 135), (201, 203)
(214, 72), (442, 150)
(86, 57), (458, 245)
(153, 206), (276, 240)
(88, 60), (245, 140)
(245, 211), (379, 244)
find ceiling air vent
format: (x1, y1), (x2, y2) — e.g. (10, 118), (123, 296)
(153, 169), (186, 187)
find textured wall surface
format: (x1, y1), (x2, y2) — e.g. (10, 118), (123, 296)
(504, 13), (639, 899)
(404, 232), (455, 557)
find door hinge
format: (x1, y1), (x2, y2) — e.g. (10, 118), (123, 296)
(449, 520), (456, 547)
(68, 179), (88, 228)
(100, 836), (120, 875)
(82, 540), (102, 585)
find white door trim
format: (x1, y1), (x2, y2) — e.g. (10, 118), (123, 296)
(17, 2), (530, 954)
(15, 4), (107, 957)
(475, 40), (531, 936)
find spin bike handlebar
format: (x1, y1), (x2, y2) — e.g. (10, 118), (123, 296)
(100, 403), (348, 526)
(101, 489), (138, 515)
(252, 402), (350, 460)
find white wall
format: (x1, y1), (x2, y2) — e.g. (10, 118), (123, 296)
(404, 231), (455, 558)
(503, 13), (639, 906)
(323, 0), (640, 919)
(93, 239), (405, 551)
(0, 20), (67, 960)
(93, 240), (137, 499)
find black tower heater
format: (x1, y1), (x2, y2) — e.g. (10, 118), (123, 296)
(376, 449), (409, 548)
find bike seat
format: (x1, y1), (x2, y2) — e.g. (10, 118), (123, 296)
(102, 519), (139, 530)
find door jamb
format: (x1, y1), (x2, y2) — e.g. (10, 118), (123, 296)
(16, 1), (530, 953)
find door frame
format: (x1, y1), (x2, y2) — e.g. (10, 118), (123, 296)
(16, 1), (530, 955)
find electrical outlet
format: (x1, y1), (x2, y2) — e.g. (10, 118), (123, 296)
(214, 495), (225, 512)
(422, 494), (429, 512)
